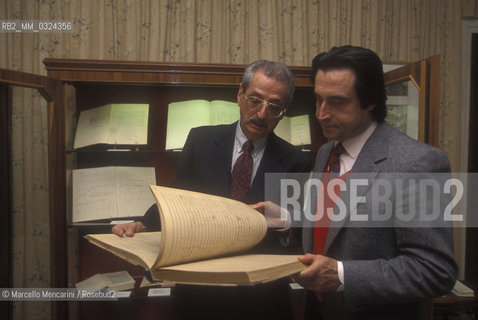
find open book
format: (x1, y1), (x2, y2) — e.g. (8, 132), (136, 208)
(72, 166), (156, 223)
(74, 103), (149, 149)
(85, 186), (306, 286)
(165, 100), (239, 150)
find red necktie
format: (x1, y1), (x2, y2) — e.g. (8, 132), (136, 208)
(230, 140), (253, 201)
(313, 143), (346, 254)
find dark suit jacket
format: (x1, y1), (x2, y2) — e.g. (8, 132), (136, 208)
(143, 122), (311, 241)
(172, 122), (311, 204)
(302, 122), (457, 320)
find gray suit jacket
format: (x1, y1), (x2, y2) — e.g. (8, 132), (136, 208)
(302, 122), (457, 319)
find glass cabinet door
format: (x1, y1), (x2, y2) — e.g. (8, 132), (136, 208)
(384, 55), (441, 147)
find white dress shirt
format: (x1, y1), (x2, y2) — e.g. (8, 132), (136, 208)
(335, 121), (377, 291)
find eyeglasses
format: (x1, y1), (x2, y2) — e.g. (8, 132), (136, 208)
(243, 94), (285, 118)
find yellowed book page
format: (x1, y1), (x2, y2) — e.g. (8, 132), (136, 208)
(289, 114), (311, 146)
(150, 186), (267, 268)
(153, 254), (306, 285)
(116, 167), (156, 218)
(72, 166), (156, 222)
(274, 115), (311, 146)
(74, 104), (112, 149)
(274, 116), (292, 143)
(72, 167), (117, 222)
(165, 100), (212, 150)
(85, 232), (162, 270)
(108, 104), (149, 145)
(209, 100), (239, 125)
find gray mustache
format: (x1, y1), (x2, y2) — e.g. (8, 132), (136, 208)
(247, 117), (267, 127)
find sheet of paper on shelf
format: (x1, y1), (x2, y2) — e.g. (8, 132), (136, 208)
(75, 271), (135, 291)
(72, 166), (156, 222)
(274, 114), (311, 146)
(165, 100), (239, 150)
(74, 103), (149, 149)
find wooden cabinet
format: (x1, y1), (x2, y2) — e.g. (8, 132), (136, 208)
(1, 57), (444, 319)
(0, 69), (65, 319)
(42, 59), (319, 319)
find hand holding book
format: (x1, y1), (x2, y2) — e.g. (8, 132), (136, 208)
(112, 221), (146, 237)
(250, 201), (290, 229)
(113, 200), (289, 236)
(87, 186), (306, 286)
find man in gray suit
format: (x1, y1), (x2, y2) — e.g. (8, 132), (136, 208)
(293, 46), (457, 319)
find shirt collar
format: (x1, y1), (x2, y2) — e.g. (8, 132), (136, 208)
(339, 121), (378, 159)
(235, 122), (267, 155)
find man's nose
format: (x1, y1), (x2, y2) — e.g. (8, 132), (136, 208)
(316, 102), (331, 120)
(256, 102), (268, 119)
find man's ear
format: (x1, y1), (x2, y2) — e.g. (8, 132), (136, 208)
(237, 85), (244, 104)
(366, 103), (376, 112)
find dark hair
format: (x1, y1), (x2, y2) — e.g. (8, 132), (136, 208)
(242, 60), (296, 106)
(312, 45), (387, 122)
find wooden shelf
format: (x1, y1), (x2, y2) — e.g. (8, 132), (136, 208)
(43, 59), (320, 319)
(44, 58), (314, 87)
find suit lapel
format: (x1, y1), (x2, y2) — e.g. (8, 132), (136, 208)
(323, 123), (390, 254)
(248, 134), (286, 203)
(255, 134), (287, 175)
(210, 123), (236, 191)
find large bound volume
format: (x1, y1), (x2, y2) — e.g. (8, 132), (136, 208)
(86, 186), (305, 286)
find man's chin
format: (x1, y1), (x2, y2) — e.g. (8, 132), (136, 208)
(321, 129), (337, 141)
(247, 124), (268, 139)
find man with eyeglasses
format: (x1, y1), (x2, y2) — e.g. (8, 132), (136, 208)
(113, 60), (311, 319)
(116, 60), (310, 234)
(169, 59), (310, 206)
